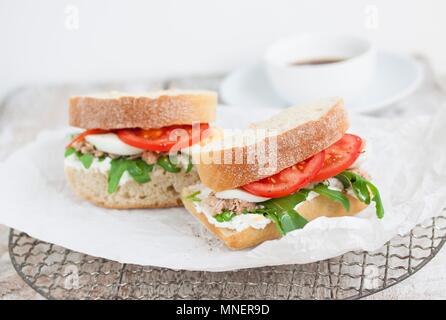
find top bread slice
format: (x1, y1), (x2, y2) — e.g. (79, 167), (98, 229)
(194, 97), (349, 191)
(69, 90), (217, 129)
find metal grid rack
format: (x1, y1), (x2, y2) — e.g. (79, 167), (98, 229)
(8, 212), (446, 300)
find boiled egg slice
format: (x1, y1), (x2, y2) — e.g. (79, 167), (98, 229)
(85, 133), (144, 156)
(215, 189), (271, 203)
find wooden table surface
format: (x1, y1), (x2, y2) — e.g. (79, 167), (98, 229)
(1, 70), (446, 300)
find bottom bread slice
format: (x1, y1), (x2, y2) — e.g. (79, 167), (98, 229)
(181, 186), (368, 250)
(181, 187), (281, 250)
(65, 166), (200, 209)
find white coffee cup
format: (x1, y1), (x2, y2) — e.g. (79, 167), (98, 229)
(265, 34), (376, 105)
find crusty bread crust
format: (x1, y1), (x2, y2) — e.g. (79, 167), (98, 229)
(181, 186), (367, 250)
(195, 98), (349, 191)
(65, 166), (200, 209)
(69, 91), (217, 129)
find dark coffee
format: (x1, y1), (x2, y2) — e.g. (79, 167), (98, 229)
(290, 57), (346, 66)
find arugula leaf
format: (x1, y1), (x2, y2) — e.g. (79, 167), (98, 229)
(259, 191), (309, 235)
(365, 182), (384, 219)
(78, 153), (94, 169)
(250, 207), (307, 236)
(107, 159), (129, 194)
(278, 209), (308, 234)
(185, 191), (201, 202)
(157, 156), (181, 173)
(335, 171), (384, 219)
(337, 171), (370, 204)
(352, 177), (371, 204)
(312, 184), (350, 211)
(127, 159), (153, 184)
(65, 147), (93, 169)
(64, 147), (76, 158)
(107, 158), (155, 193)
(334, 173), (351, 189)
(262, 191), (308, 212)
(214, 210), (235, 222)
(67, 148), (155, 192)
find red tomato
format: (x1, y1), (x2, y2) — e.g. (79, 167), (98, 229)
(66, 129), (109, 148)
(116, 123), (210, 152)
(242, 151), (325, 198)
(312, 134), (363, 182)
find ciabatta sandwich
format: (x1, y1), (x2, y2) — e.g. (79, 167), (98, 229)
(181, 98), (383, 250)
(65, 90), (217, 209)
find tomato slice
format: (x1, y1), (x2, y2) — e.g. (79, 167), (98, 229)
(241, 151), (325, 198)
(312, 134), (363, 182)
(116, 123), (209, 152)
(66, 129), (109, 148)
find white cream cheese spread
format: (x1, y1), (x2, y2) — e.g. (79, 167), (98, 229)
(64, 154), (132, 186)
(193, 186), (271, 232)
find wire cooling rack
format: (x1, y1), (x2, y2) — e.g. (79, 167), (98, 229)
(8, 212), (446, 300)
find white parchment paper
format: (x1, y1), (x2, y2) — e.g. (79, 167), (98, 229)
(0, 106), (445, 271)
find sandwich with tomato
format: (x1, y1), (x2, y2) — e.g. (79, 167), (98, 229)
(181, 97), (384, 250)
(64, 91), (217, 209)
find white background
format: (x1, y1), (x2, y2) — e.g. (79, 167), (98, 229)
(1, 0), (445, 98)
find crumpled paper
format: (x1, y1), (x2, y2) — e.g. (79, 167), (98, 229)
(0, 106), (445, 271)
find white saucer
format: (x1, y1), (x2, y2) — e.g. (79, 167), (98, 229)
(220, 51), (423, 114)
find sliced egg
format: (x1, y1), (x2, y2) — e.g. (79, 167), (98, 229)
(215, 189), (271, 203)
(85, 133), (144, 156)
